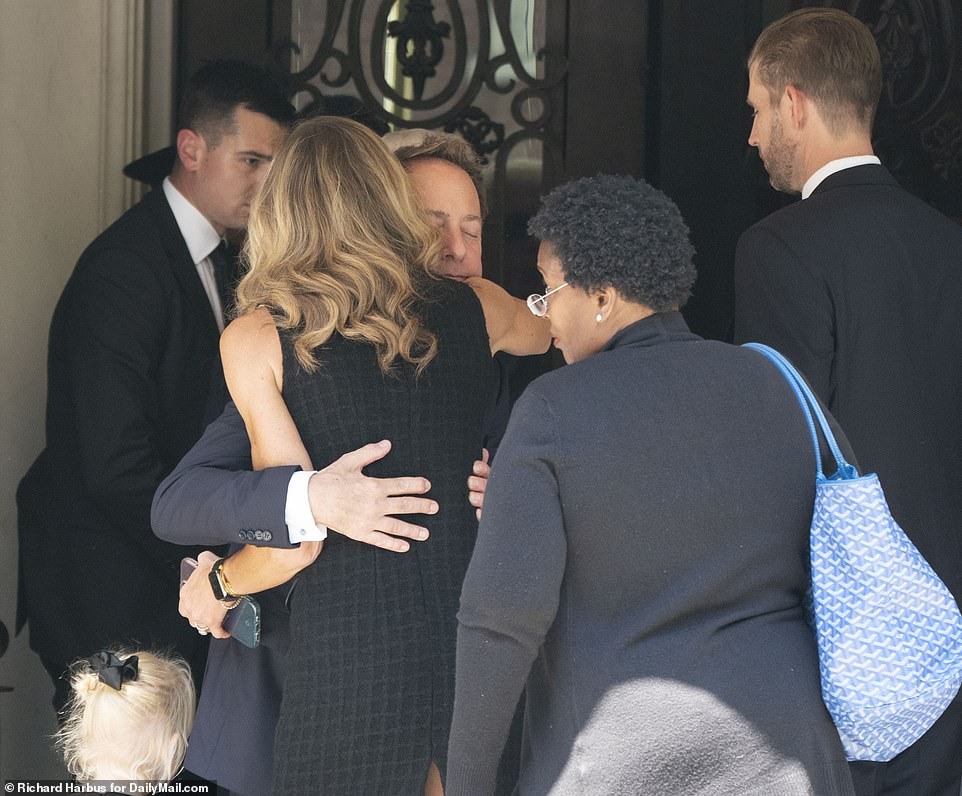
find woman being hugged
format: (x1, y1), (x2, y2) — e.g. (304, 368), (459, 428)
(216, 117), (536, 795)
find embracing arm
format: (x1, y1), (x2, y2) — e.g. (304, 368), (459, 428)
(154, 401), (442, 553)
(446, 389), (566, 795)
(151, 400), (300, 549)
(215, 310), (321, 594)
(466, 277), (551, 356)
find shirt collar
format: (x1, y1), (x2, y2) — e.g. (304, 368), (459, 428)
(162, 177), (222, 264)
(801, 155), (881, 200)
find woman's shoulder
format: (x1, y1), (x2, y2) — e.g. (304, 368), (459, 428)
(221, 307), (281, 359)
(417, 276), (486, 325)
(419, 274), (479, 305)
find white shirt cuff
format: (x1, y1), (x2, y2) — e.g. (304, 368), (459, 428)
(285, 470), (328, 544)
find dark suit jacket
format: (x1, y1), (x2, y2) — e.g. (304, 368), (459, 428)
(17, 188), (234, 687)
(734, 164), (962, 603)
(152, 401), (298, 549)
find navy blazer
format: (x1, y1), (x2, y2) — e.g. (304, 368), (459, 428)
(734, 165), (962, 792)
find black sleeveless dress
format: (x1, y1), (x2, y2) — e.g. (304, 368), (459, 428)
(271, 279), (497, 795)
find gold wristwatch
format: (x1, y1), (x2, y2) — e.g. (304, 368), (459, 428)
(208, 557), (240, 603)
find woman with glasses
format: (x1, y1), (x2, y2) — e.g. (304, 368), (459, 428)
(446, 175), (855, 795)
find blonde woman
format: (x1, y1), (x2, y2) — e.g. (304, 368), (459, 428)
(204, 116), (544, 795)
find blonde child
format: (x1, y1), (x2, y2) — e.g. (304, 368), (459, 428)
(55, 649), (194, 781)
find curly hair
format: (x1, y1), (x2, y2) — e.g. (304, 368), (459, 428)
(527, 175), (696, 312)
(236, 116), (441, 374)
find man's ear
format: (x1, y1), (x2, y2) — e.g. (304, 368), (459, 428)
(783, 84), (808, 130)
(176, 128), (205, 173)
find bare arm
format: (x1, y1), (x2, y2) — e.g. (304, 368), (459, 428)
(217, 309), (321, 594)
(466, 277), (550, 356)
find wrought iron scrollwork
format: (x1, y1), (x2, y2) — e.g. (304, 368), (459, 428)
(444, 106), (505, 163)
(869, 0), (928, 110)
(387, 1), (451, 101)
(920, 110), (962, 181)
(274, 0), (569, 279)
(837, 0), (962, 211)
(274, 1), (567, 153)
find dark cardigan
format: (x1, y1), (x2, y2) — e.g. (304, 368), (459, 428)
(446, 312), (854, 796)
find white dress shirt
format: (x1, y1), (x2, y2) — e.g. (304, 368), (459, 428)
(801, 155), (881, 200)
(285, 471), (327, 542)
(162, 177), (326, 544)
(162, 177), (226, 332)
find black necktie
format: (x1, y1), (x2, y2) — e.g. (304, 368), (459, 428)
(208, 240), (236, 325)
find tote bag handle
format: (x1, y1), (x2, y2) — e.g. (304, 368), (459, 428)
(742, 343), (856, 481)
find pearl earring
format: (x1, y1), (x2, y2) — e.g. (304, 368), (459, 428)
(595, 313), (603, 323)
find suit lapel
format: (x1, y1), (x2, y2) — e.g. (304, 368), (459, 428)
(142, 189), (221, 338)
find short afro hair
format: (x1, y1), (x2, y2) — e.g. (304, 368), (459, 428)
(528, 175), (696, 312)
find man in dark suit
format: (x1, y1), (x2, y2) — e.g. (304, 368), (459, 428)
(16, 61), (294, 715)
(733, 10), (962, 795)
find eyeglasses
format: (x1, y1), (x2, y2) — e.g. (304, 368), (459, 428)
(526, 283), (568, 317)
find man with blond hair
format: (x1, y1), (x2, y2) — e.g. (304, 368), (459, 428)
(735, 9), (962, 795)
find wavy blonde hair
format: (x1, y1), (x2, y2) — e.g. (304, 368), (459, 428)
(55, 649), (195, 782)
(236, 115), (442, 373)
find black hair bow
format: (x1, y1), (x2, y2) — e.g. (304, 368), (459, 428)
(88, 651), (139, 691)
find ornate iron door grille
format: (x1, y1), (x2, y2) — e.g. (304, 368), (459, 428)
(272, 0), (569, 289)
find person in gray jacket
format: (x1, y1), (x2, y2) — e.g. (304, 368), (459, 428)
(446, 175), (854, 795)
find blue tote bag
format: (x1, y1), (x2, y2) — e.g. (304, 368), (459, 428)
(744, 342), (962, 761)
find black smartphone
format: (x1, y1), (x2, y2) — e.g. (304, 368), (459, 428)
(179, 556), (260, 648)
(223, 596), (261, 649)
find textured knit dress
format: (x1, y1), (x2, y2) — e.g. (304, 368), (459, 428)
(271, 278), (496, 795)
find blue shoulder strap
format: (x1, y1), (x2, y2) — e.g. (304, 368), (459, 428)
(742, 343), (855, 480)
